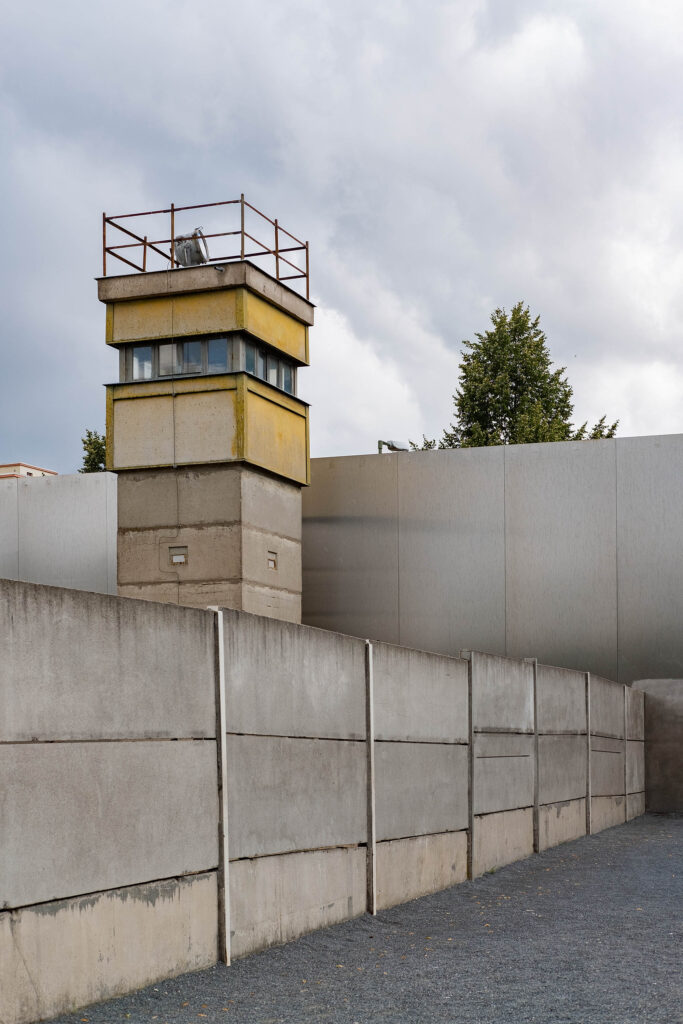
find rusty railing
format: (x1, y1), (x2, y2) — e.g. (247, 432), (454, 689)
(102, 196), (309, 299)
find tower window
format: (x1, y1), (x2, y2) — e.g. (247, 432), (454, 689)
(120, 334), (297, 396)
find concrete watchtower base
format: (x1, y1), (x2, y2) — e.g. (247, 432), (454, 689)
(117, 463), (302, 621)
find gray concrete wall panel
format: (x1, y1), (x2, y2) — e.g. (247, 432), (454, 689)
(376, 832), (468, 910)
(222, 610), (365, 739)
(473, 807), (534, 875)
(396, 448), (506, 656)
(626, 741), (645, 794)
(591, 795), (626, 832)
(627, 792), (646, 819)
(0, 581), (215, 741)
(538, 798), (586, 851)
(302, 455), (399, 642)
(14, 473), (117, 595)
(538, 734), (587, 804)
(591, 740), (626, 797)
(375, 741), (468, 841)
(470, 653), (534, 733)
(229, 848), (365, 960)
(473, 733), (534, 814)
(637, 679), (683, 811)
(226, 735), (366, 858)
(626, 687), (645, 740)
(504, 441), (618, 677)
(590, 676), (624, 737)
(0, 479), (19, 580)
(372, 641), (468, 743)
(1, 741), (218, 908)
(616, 435), (683, 682)
(0, 874), (217, 1024)
(536, 664), (587, 734)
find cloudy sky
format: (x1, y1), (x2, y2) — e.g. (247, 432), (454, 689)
(2, 0), (682, 472)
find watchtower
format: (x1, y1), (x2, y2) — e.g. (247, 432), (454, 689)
(98, 197), (313, 622)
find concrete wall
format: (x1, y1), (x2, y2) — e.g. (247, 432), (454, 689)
(0, 579), (646, 1024)
(302, 435), (683, 684)
(634, 680), (683, 813)
(0, 472), (117, 595)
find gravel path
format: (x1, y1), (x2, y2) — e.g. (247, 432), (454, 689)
(49, 814), (682, 1024)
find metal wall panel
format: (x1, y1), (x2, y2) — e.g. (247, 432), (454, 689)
(0, 479), (19, 580)
(302, 455), (399, 643)
(616, 435), (683, 683)
(504, 441), (618, 679)
(395, 448), (505, 656)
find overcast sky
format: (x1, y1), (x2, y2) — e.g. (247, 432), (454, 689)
(2, 0), (682, 472)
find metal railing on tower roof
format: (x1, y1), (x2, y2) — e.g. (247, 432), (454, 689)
(101, 195), (310, 299)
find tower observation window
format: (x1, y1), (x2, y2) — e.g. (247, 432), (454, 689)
(121, 334), (297, 396)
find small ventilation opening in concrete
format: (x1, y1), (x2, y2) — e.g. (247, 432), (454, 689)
(169, 546), (188, 566)
(267, 551), (278, 571)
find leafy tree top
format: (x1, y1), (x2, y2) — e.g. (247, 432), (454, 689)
(79, 429), (106, 473)
(413, 302), (617, 449)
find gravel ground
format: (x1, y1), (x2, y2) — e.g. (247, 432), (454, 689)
(49, 814), (682, 1024)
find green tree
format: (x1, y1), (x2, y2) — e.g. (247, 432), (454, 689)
(412, 302), (617, 449)
(79, 429), (106, 473)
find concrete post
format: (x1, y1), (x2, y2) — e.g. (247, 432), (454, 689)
(527, 658), (540, 853)
(585, 672), (592, 836)
(212, 608), (231, 964)
(365, 640), (377, 915)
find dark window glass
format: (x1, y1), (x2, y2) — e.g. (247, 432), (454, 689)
(282, 363), (293, 394)
(244, 340), (256, 374)
(256, 350), (266, 380)
(182, 340), (203, 373)
(207, 337), (228, 373)
(158, 342), (180, 376)
(132, 345), (153, 380)
(267, 355), (279, 386)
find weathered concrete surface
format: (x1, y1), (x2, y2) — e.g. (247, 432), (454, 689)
(591, 738), (625, 797)
(0, 581), (215, 742)
(473, 733), (534, 815)
(590, 676), (624, 737)
(591, 795), (626, 832)
(473, 807), (534, 875)
(375, 742), (468, 841)
(98, 261), (315, 328)
(0, 873), (217, 1024)
(470, 652), (534, 733)
(538, 734), (587, 804)
(626, 740), (645, 794)
(118, 524), (242, 585)
(627, 792), (646, 819)
(222, 611), (365, 738)
(538, 798), (587, 851)
(241, 469), (302, 540)
(376, 831), (468, 910)
(636, 679), (683, 812)
(241, 528), (302, 591)
(626, 686), (645, 740)
(117, 465), (241, 530)
(1, 741), (218, 907)
(229, 847), (364, 959)
(226, 735), (365, 858)
(240, 583), (301, 623)
(373, 642), (468, 743)
(536, 664), (586, 734)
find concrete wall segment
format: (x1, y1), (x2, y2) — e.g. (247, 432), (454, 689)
(473, 807), (534, 875)
(0, 874), (217, 1024)
(0, 478), (19, 579)
(0, 581), (216, 741)
(591, 741), (626, 797)
(590, 676), (625, 737)
(470, 652), (534, 733)
(625, 686), (645, 741)
(221, 610), (365, 738)
(538, 734), (587, 804)
(1, 740), (218, 908)
(626, 741), (645, 794)
(376, 832), (468, 910)
(226, 734), (365, 858)
(473, 733), (534, 814)
(372, 641), (468, 743)
(538, 798), (586, 851)
(636, 679), (683, 811)
(536, 664), (587, 734)
(374, 741), (468, 841)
